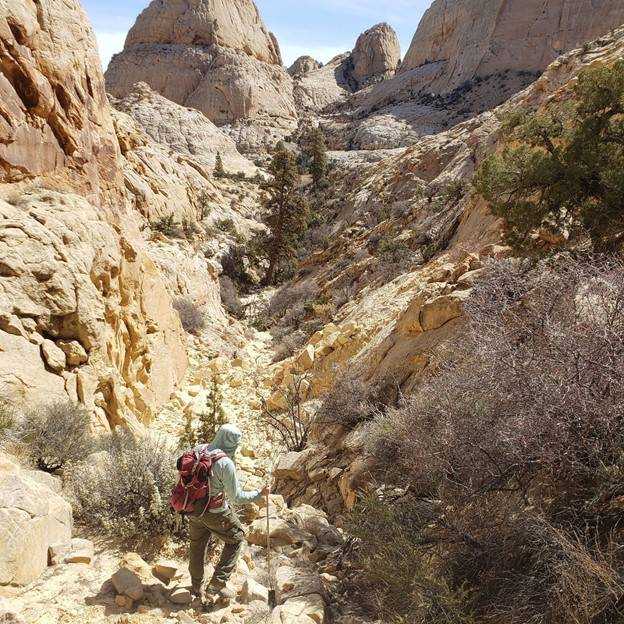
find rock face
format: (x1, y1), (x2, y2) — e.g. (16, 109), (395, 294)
(400, 0), (624, 93)
(0, 0), (191, 430)
(0, 0), (123, 206)
(105, 0), (297, 151)
(0, 191), (187, 431)
(351, 23), (400, 88)
(0, 454), (72, 586)
(123, 0), (281, 65)
(288, 56), (322, 78)
(325, 0), (624, 149)
(113, 82), (255, 174)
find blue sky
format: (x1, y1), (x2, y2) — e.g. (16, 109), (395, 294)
(82, 0), (432, 71)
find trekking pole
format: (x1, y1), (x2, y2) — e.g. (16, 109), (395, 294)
(266, 493), (275, 608)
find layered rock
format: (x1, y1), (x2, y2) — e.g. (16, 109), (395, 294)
(330, 0), (624, 148)
(0, 191), (187, 431)
(400, 0), (624, 92)
(113, 82), (255, 174)
(105, 0), (297, 152)
(0, 0), (123, 208)
(0, 454), (72, 586)
(288, 56), (322, 78)
(351, 23), (400, 88)
(0, 0), (189, 430)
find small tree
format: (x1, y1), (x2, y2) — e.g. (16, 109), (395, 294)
(178, 412), (197, 449)
(214, 152), (225, 178)
(197, 376), (226, 443)
(258, 143), (309, 285)
(474, 60), (624, 251)
(307, 127), (328, 187)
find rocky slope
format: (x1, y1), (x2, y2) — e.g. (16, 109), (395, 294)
(350, 22), (400, 89)
(262, 26), (624, 519)
(105, 0), (297, 154)
(324, 0), (624, 149)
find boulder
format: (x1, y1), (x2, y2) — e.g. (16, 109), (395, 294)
(275, 449), (316, 481)
(295, 345), (315, 372)
(152, 560), (179, 585)
(247, 517), (314, 548)
(240, 578), (269, 603)
(0, 455), (72, 586)
(271, 593), (325, 624)
(169, 587), (193, 605)
(64, 538), (94, 564)
(56, 340), (89, 366)
(111, 568), (144, 601)
(41, 340), (66, 373)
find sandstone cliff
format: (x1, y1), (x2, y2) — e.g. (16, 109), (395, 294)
(0, 0), (122, 208)
(0, 0), (189, 431)
(105, 0), (297, 153)
(328, 0), (624, 149)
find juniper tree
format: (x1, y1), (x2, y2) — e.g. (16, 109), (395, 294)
(307, 126), (328, 187)
(197, 376), (226, 443)
(178, 412), (197, 449)
(214, 152), (225, 178)
(258, 142), (309, 285)
(474, 60), (624, 251)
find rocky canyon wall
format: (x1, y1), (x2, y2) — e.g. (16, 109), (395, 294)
(0, 0), (189, 431)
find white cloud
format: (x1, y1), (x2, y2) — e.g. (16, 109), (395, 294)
(94, 31), (126, 71)
(279, 43), (349, 67)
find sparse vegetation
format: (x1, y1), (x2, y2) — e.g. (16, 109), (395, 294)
(475, 60), (624, 251)
(260, 373), (315, 451)
(69, 430), (178, 550)
(15, 401), (95, 473)
(219, 275), (244, 318)
(356, 255), (624, 624)
(173, 297), (205, 335)
(151, 213), (180, 237)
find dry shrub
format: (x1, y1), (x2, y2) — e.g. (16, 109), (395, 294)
(16, 401), (94, 472)
(361, 255), (624, 623)
(173, 297), (205, 335)
(219, 275), (244, 318)
(317, 370), (395, 429)
(68, 430), (178, 550)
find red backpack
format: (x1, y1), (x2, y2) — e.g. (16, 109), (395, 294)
(171, 447), (227, 515)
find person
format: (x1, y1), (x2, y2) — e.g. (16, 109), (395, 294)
(188, 424), (269, 601)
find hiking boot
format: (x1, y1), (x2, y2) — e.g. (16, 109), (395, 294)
(203, 578), (226, 599)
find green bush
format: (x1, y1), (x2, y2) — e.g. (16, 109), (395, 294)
(68, 430), (178, 549)
(474, 60), (624, 251)
(16, 401), (94, 472)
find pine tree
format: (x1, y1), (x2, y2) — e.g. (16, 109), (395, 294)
(179, 412), (197, 449)
(259, 142), (309, 285)
(474, 60), (624, 251)
(214, 152), (225, 178)
(197, 376), (226, 443)
(308, 127), (328, 187)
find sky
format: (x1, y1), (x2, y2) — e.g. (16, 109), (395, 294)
(82, 0), (432, 71)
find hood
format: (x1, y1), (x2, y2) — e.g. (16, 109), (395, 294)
(207, 424), (242, 457)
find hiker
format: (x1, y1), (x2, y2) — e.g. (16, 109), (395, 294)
(187, 424), (269, 600)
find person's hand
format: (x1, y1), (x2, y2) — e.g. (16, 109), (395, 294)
(260, 484), (270, 497)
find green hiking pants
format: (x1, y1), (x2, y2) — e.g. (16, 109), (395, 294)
(188, 506), (245, 587)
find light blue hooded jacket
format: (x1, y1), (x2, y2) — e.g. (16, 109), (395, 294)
(194, 424), (261, 512)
